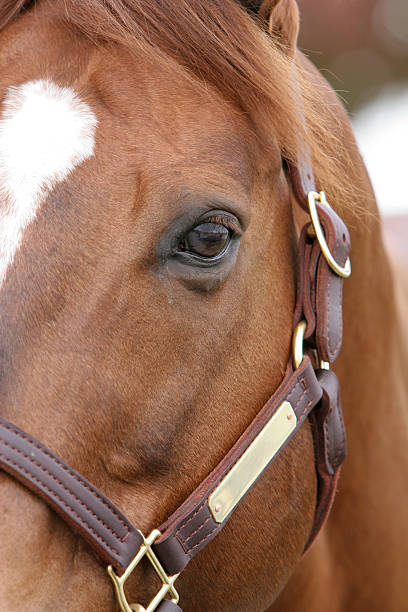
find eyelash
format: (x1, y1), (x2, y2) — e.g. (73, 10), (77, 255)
(199, 214), (241, 236)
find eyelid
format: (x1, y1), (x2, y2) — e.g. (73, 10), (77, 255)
(197, 213), (243, 236)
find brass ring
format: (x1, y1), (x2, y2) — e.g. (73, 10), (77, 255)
(307, 191), (351, 279)
(292, 320), (307, 370)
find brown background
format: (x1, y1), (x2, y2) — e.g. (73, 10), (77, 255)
(297, 0), (408, 111)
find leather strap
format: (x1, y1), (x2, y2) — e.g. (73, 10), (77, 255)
(157, 602), (183, 612)
(0, 419), (143, 575)
(153, 357), (322, 574)
(290, 167), (350, 550)
(305, 369), (346, 550)
(309, 203), (350, 363)
(293, 207), (350, 364)
(0, 356), (322, 576)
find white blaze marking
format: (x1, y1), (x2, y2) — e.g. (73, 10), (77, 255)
(0, 79), (97, 286)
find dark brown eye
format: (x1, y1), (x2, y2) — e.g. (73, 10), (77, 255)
(179, 222), (231, 258)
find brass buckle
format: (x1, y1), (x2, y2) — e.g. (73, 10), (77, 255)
(307, 191), (351, 279)
(107, 529), (180, 612)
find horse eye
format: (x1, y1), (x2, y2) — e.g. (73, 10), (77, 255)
(179, 222), (231, 258)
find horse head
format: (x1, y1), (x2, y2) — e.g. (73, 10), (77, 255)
(0, 1), (367, 610)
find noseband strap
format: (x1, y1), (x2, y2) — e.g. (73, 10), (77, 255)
(0, 418), (144, 572)
(0, 151), (350, 610)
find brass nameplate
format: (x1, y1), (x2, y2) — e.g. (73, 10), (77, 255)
(208, 401), (296, 523)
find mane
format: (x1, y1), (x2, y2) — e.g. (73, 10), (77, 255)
(0, 0), (367, 215)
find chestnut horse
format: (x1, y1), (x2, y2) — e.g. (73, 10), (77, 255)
(0, 1), (407, 610)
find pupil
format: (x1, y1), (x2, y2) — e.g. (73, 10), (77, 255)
(185, 222), (230, 258)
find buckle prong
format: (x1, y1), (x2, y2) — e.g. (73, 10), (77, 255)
(107, 529), (180, 612)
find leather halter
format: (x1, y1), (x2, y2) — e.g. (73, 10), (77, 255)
(0, 151), (351, 610)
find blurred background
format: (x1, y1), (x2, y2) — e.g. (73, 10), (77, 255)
(297, 0), (408, 217)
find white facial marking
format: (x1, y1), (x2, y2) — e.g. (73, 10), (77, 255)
(0, 79), (97, 286)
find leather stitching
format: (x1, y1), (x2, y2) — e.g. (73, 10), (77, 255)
(174, 370), (318, 555)
(1, 438), (127, 546)
(179, 371), (319, 554)
(0, 447), (121, 556)
(187, 524), (218, 553)
(174, 503), (219, 555)
(181, 516), (211, 547)
(287, 377), (306, 406)
(176, 501), (206, 536)
(288, 376), (312, 418)
(323, 407), (331, 469)
(333, 400), (346, 468)
(1, 423), (130, 535)
(326, 252), (343, 359)
(328, 217), (347, 357)
(299, 396), (315, 420)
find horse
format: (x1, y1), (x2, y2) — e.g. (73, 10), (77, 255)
(0, 1), (407, 610)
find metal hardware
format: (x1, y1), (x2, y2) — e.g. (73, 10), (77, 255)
(307, 191), (351, 278)
(208, 401), (297, 523)
(107, 529), (180, 612)
(292, 320), (307, 370)
(292, 322), (332, 371)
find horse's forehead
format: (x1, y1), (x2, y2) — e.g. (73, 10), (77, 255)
(0, 78), (97, 287)
(96, 53), (252, 151)
(0, 20), (259, 291)
(95, 51), (257, 198)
